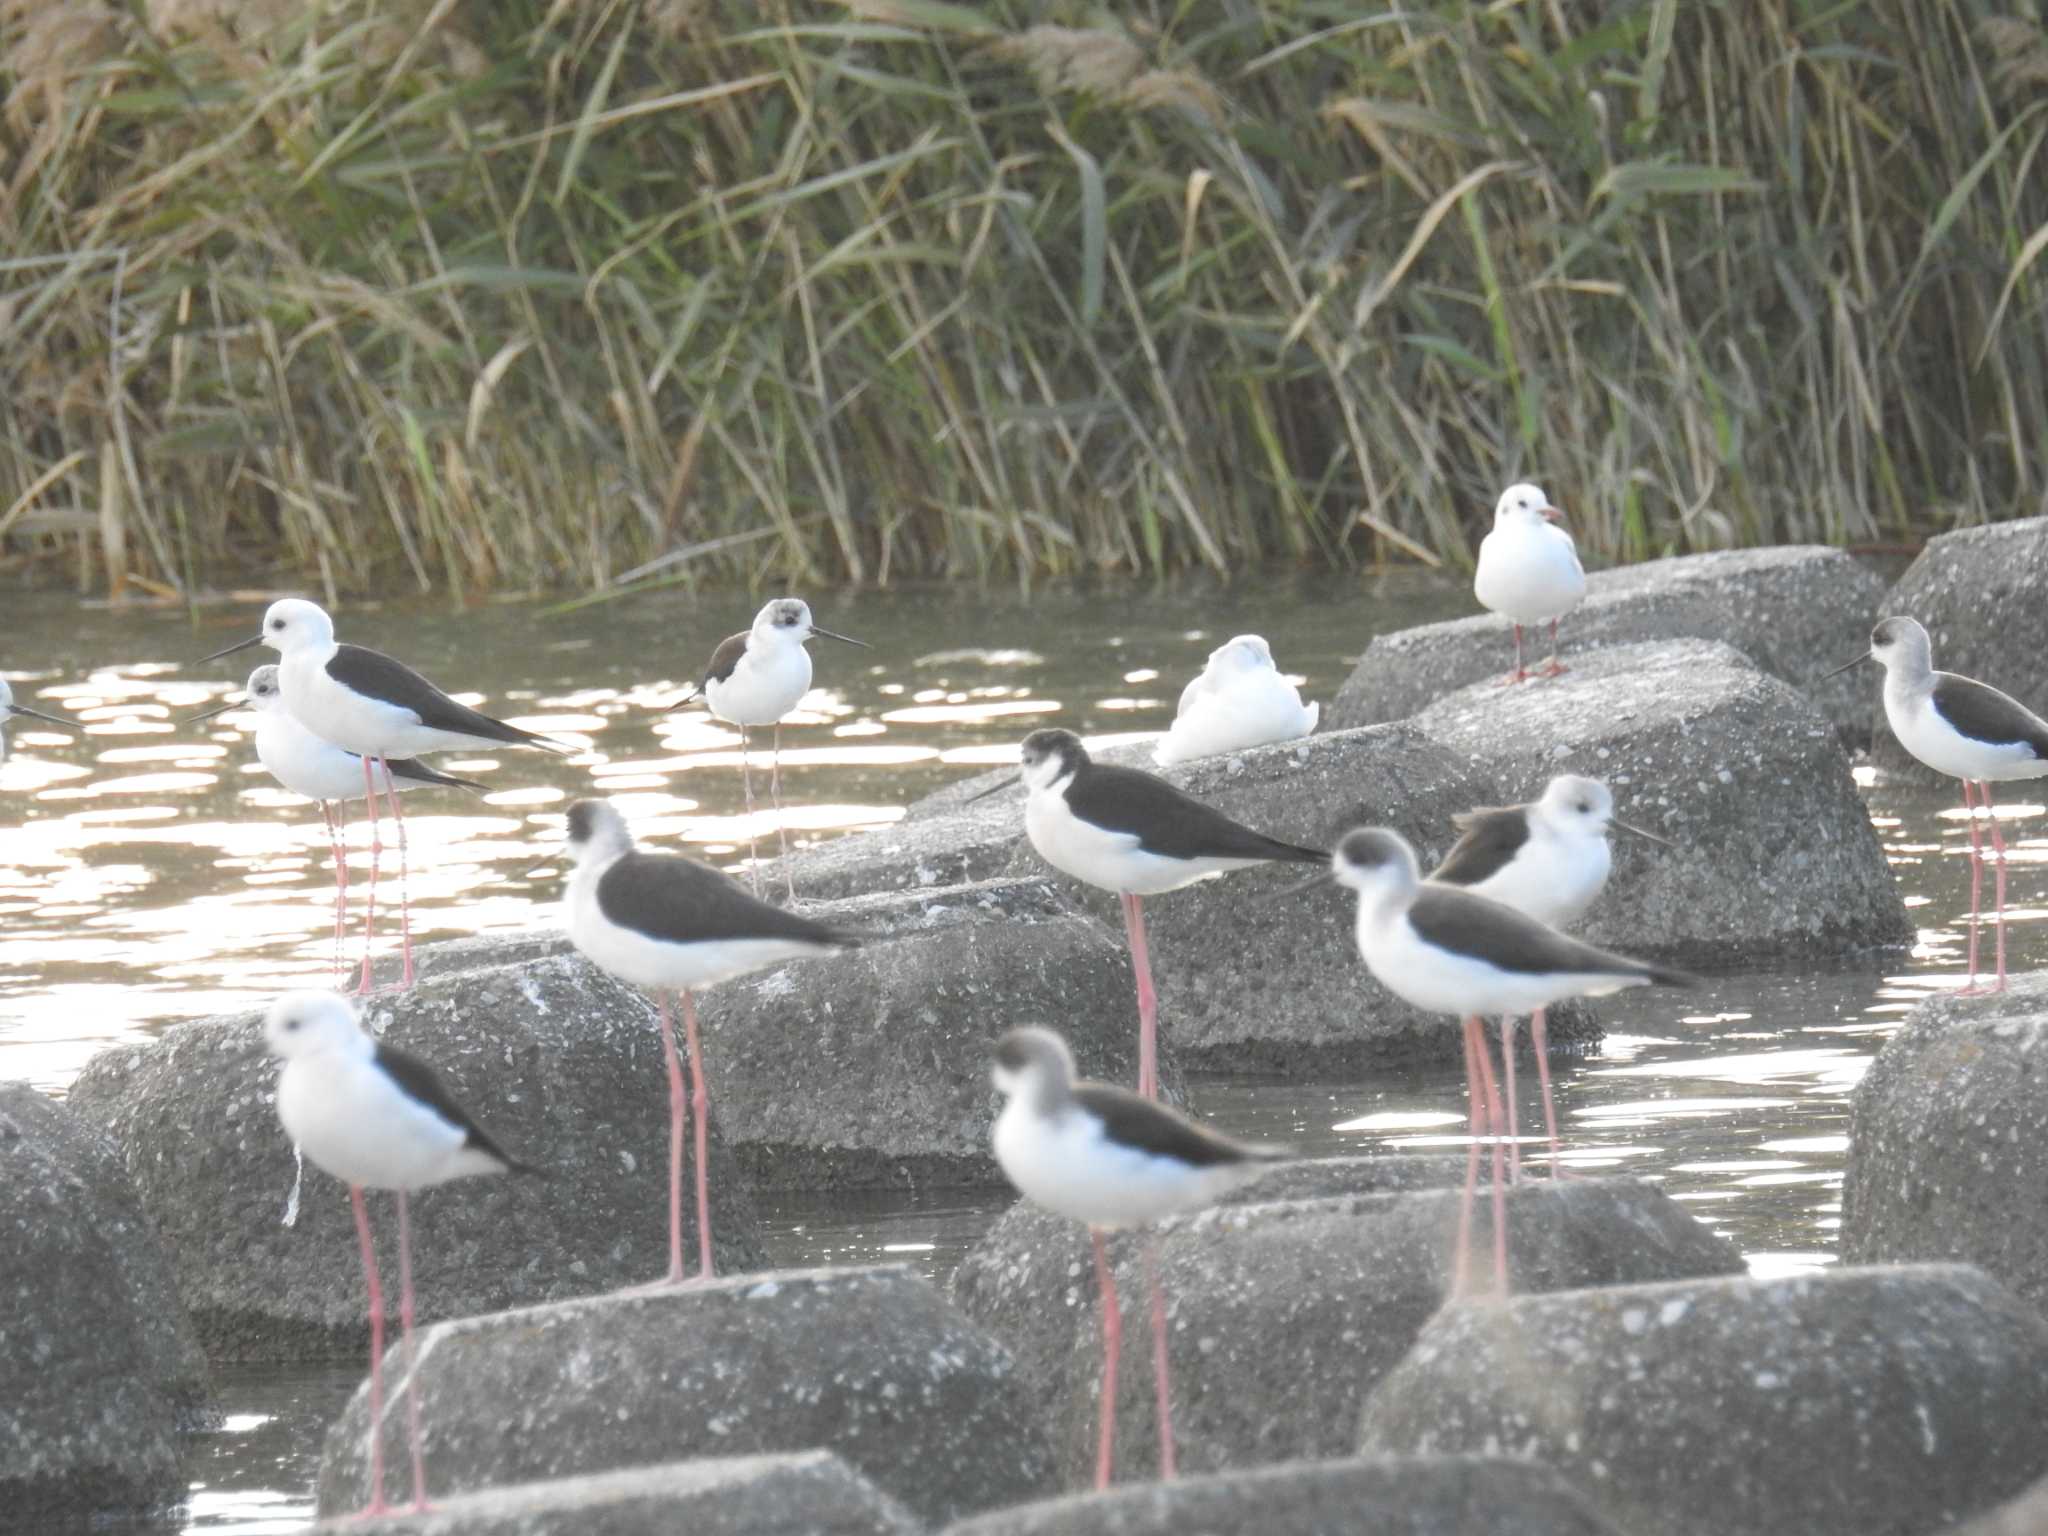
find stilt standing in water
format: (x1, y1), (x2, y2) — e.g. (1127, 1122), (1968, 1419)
(1825, 615), (2048, 994)
(672, 599), (868, 899)
(200, 600), (567, 992)
(265, 991), (536, 1518)
(989, 1026), (1288, 1488)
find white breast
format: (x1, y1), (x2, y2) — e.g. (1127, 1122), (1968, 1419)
(279, 649), (427, 760)
(705, 645), (812, 728)
(278, 1053), (491, 1192)
(567, 865), (833, 992)
(992, 1097), (1257, 1229)
(1356, 899), (1645, 1019)
(1155, 673), (1317, 766)
(1024, 787), (1240, 896)
(1462, 827), (1610, 931)
(1885, 684), (2048, 784)
(1474, 523), (1586, 625)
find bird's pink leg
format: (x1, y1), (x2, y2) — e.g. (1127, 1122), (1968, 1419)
(1499, 625), (1530, 686)
(738, 725), (760, 895)
(1145, 1234), (1176, 1481)
(1120, 892), (1160, 1100)
(381, 758), (414, 991)
(1529, 1008), (1575, 1179)
(1958, 779), (1985, 994)
(682, 987), (715, 1280)
(1467, 1014), (1511, 1297)
(395, 1190), (430, 1514)
(1500, 1016), (1523, 1184)
(1540, 617), (1568, 677)
(1983, 782), (2009, 994)
(1091, 1228), (1121, 1490)
(656, 992), (687, 1284)
(356, 754), (382, 994)
(1452, 1015), (1483, 1299)
(772, 721), (795, 901)
(349, 1185), (391, 1517)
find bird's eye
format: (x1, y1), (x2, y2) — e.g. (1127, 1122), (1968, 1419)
(1577, 800), (1591, 813)
(269, 617), (284, 630)
(284, 1017), (300, 1031)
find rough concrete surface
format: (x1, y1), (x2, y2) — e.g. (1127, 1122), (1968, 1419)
(1413, 639), (1911, 962)
(317, 1265), (1055, 1526)
(1842, 974), (2048, 1312)
(1359, 1263), (2048, 1536)
(0, 1084), (212, 1524)
(710, 876), (1179, 1188)
(1329, 544), (1886, 739)
(954, 1177), (1741, 1484)
(940, 1454), (1625, 1536)
(343, 1452), (921, 1536)
(68, 954), (763, 1360)
(1870, 518), (2048, 779)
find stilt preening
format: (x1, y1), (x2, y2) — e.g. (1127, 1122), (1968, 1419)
(199, 600), (567, 992)
(1153, 635), (1318, 767)
(1428, 775), (1668, 1178)
(1824, 615), (2048, 994)
(186, 666), (484, 987)
(560, 797), (860, 1284)
(0, 676), (78, 763)
(1329, 828), (1690, 1298)
(264, 991), (536, 1518)
(989, 1026), (1289, 1488)
(1472, 483), (1586, 684)
(984, 728), (1325, 1101)
(671, 599), (868, 899)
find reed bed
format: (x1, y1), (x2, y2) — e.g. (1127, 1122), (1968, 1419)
(1, 0), (2044, 598)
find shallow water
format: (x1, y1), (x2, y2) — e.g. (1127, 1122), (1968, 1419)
(1, 574), (2038, 1532)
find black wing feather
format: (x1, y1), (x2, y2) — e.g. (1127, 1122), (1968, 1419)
(1931, 673), (2048, 760)
(383, 756), (486, 792)
(1073, 1083), (1287, 1168)
(1429, 805), (1532, 888)
(1068, 763), (1327, 865)
(327, 644), (561, 751)
(595, 849), (862, 950)
(1408, 885), (1692, 986)
(700, 632), (750, 691)
(373, 1042), (535, 1173)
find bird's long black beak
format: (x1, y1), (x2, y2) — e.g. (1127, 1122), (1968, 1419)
(664, 684), (699, 715)
(812, 626), (870, 649)
(182, 698), (242, 726)
(1614, 819), (1671, 847)
(6, 702), (76, 730)
(197, 634), (263, 665)
(965, 773), (1022, 804)
(1816, 652), (1869, 683)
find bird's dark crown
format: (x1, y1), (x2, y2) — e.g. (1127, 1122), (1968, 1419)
(565, 799), (601, 845)
(1018, 728), (1085, 769)
(1336, 827), (1403, 868)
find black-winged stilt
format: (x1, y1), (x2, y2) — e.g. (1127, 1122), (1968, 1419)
(669, 598), (868, 897)
(988, 727), (1326, 1100)
(1153, 634), (1318, 767)
(265, 990), (535, 1518)
(990, 1025), (1288, 1488)
(1825, 615), (2048, 994)
(559, 797), (859, 1285)
(188, 665), (484, 986)
(200, 599), (567, 991)
(1331, 827), (1689, 1297)
(1473, 483), (1586, 683)
(1428, 774), (1668, 1177)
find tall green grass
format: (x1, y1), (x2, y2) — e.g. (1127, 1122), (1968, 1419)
(1, 0), (2044, 598)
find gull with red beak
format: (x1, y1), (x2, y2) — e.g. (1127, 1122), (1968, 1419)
(1473, 483), (1586, 684)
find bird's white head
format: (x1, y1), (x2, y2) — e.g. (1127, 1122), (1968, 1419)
(264, 990), (371, 1062)
(245, 665), (286, 713)
(1868, 616), (1934, 681)
(1493, 482), (1563, 527)
(1331, 827), (1422, 902)
(990, 1024), (1077, 1106)
(1017, 727), (1088, 793)
(1209, 635), (1276, 673)
(258, 598), (335, 656)
(1535, 774), (1614, 837)
(753, 598), (816, 647)
(562, 796), (634, 867)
